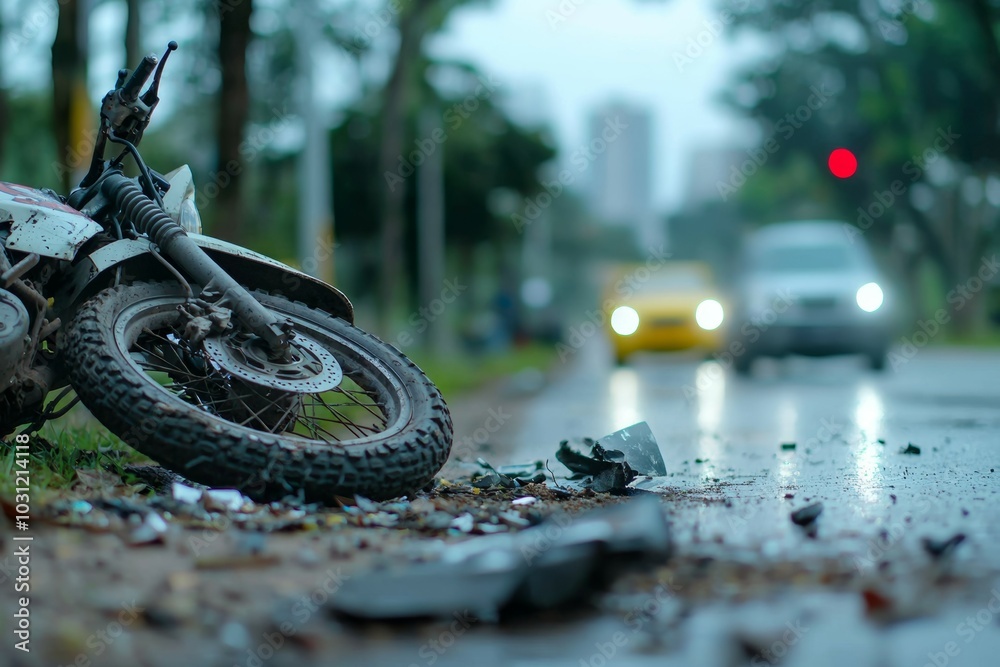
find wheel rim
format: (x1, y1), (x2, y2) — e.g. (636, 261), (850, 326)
(112, 295), (411, 445)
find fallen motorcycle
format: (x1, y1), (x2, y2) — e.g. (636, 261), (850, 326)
(0, 43), (452, 501)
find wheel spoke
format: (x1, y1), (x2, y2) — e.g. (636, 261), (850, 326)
(127, 306), (398, 446)
(236, 391), (301, 429)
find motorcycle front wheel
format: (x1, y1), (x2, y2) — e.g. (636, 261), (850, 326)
(63, 282), (452, 502)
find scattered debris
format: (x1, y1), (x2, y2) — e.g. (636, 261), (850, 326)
(450, 513), (475, 533)
(861, 586), (935, 625)
(790, 502), (824, 527)
(172, 482), (204, 505)
(861, 588), (893, 617)
(901, 443), (921, 455)
(556, 439), (638, 493)
(125, 512), (168, 546)
(328, 496), (672, 621)
(471, 459), (544, 489)
(921, 533), (966, 560)
(496, 461), (548, 483)
(202, 489), (247, 513)
(594, 422), (666, 476)
(124, 464), (197, 493)
(549, 422), (669, 493)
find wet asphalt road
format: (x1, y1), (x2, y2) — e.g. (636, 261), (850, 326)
(508, 343), (1000, 555)
(344, 344), (1000, 667)
(473, 343), (1000, 666)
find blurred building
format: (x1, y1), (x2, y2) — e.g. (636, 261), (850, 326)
(585, 103), (659, 249)
(669, 146), (747, 282)
(683, 146), (745, 209)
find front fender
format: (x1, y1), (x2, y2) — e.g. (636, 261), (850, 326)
(62, 235), (354, 323)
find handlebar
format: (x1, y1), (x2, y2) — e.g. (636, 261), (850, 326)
(120, 54), (158, 102)
(78, 42), (176, 193)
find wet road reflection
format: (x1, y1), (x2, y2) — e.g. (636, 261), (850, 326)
(348, 345), (1000, 667)
(505, 343), (1000, 565)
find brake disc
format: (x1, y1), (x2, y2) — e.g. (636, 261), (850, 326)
(201, 331), (343, 394)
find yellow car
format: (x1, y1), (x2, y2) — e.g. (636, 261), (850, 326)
(604, 262), (726, 365)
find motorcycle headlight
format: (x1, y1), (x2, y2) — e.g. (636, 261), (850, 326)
(856, 282), (883, 312)
(178, 197), (203, 235)
(611, 306), (640, 336)
(695, 299), (724, 331)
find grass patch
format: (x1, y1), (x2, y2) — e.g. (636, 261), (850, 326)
(409, 343), (557, 400)
(939, 328), (1000, 347)
(0, 426), (149, 496)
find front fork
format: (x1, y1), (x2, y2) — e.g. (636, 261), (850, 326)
(99, 172), (293, 356)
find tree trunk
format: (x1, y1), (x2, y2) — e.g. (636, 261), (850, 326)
(376, 5), (427, 336)
(0, 8), (7, 175)
(0, 87), (7, 176)
(52, 0), (83, 193)
(125, 0), (143, 68)
(970, 0), (1000, 108)
(0, 5), (9, 174)
(213, 0), (253, 242)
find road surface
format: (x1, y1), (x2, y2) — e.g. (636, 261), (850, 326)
(469, 343), (1000, 666)
(6, 344), (1000, 667)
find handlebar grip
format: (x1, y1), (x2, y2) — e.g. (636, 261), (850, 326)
(121, 55), (158, 102)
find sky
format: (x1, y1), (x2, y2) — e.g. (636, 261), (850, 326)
(431, 0), (766, 213)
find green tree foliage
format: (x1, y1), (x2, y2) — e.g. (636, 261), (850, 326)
(330, 58), (556, 300)
(725, 0), (1000, 323)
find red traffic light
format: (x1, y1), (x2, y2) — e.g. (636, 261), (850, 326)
(828, 148), (857, 178)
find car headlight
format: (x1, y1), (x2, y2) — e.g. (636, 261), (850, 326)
(856, 282), (884, 312)
(695, 299), (725, 331)
(611, 306), (640, 336)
